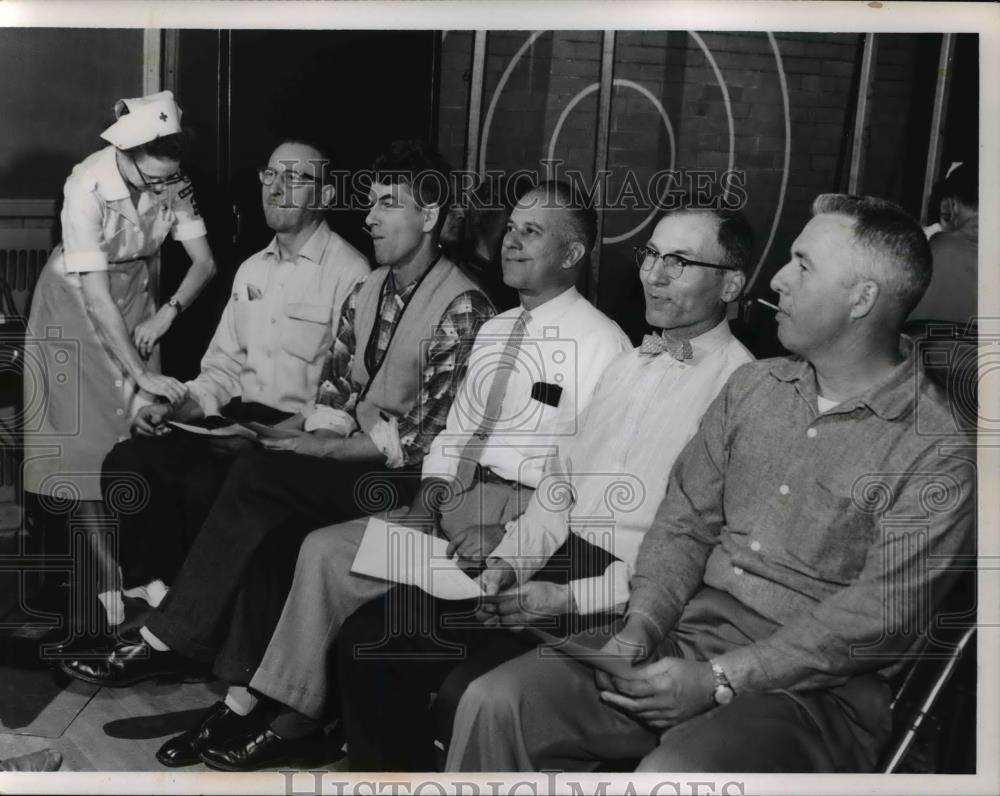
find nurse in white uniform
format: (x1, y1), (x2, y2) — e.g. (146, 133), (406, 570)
(23, 90), (217, 624)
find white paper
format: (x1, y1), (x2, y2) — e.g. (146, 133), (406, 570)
(351, 517), (484, 601)
(527, 626), (641, 678)
(166, 419), (258, 439)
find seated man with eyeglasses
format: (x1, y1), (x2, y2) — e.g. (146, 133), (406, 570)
(83, 136), (370, 642)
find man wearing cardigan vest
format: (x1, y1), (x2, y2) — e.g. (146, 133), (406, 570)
(60, 142), (495, 721)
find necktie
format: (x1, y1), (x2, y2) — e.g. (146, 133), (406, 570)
(639, 332), (693, 361)
(453, 311), (530, 491)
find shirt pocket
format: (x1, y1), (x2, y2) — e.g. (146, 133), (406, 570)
(233, 300), (260, 349)
(280, 302), (333, 362)
(784, 473), (877, 584)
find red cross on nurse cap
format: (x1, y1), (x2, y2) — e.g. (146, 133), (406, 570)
(100, 90), (183, 150)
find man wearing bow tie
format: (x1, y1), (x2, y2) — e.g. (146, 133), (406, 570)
(336, 207), (755, 770)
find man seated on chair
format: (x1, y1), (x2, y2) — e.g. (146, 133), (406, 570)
(60, 141), (494, 739)
(336, 205), (758, 771)
(88, 135), (369, 635)
(178, 179), (631, 771)
(909, 160), (978, 327)
(444, 193), (976, 774)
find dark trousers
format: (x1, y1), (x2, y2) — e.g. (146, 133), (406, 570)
(143, 448), (420, 673)
(337, 534), (618, 771)
(103, 434), (235, 588)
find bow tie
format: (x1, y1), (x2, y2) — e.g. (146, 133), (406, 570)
(639, 333), (693, 361)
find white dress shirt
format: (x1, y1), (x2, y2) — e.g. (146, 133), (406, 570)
(421, 286), (629, 488)
(187, 222), (369, 415)
(489, 318), (754, 614)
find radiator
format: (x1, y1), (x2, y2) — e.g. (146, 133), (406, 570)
(0, 227), (51, 317)
(0, 226), (51, 499)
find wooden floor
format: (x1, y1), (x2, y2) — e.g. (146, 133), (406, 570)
(0, 669), (349, 773)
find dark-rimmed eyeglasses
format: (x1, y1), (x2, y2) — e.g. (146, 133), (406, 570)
(131, 157), (184, 188)
(632, 245), (735, 278)
(258, 166), (322, 188)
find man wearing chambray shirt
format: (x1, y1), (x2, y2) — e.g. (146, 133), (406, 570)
(447, 194), (975, 773)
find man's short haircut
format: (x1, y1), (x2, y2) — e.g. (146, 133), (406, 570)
(940, 162), (978, 209)
(666, 207), (756, 277)
(270, 132), (337, 185)
(371, 140), (454, 234)
(812, 193), (932, 316)
(518, 179), (599, 255)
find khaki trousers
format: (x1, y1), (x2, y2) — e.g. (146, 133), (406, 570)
(249, 478), (533, 718)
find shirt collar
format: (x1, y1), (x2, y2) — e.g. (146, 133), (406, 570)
(688, 318), (737, 360)
(520, 286), (580, 327)
(769, 336), (919, 420)
(92, 145), (131, 202)
(263, 221), (331, 264)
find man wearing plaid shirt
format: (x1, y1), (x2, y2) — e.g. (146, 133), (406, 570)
(61, 141), (495, 715)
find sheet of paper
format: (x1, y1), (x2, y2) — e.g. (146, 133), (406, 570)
(351, 516), (484, 601)
(526, 626), (642, 678)
(239, 421), (300, 439)
(166, 419), (257, 439)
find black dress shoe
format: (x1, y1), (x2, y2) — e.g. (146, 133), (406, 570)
(58, 631), (196, 687)
(156, 701), (263, 768)
(43, 628), (118, 658)
(199, 727), (331, 772)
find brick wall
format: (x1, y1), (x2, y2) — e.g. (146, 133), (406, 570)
(438, 30), (945, 342)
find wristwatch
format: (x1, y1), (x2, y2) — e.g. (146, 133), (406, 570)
(709, 660), (736, 706)
(167, 296), (183, 314)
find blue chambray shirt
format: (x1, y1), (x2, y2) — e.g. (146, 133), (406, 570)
(627, 338), (976, 694)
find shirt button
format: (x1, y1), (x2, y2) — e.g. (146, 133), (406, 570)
(750, 540), (761, 552)
(116, 299), (124, 306)
(807, 428), (817, 438)
(779, 484), (790, 495)
(114, 379), (123, 388)
(115, 408), (124, 417)
(119, 273), (128, 280)
(733, 566), (744, 575)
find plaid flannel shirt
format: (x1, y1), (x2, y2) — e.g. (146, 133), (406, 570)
(316, 269), (494, 466)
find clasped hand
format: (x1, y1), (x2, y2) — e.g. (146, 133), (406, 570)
(472, 560), (577, 629)
(594, 622), (715, 730)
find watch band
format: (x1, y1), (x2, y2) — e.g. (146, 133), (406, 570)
(168, 296), (183, 313)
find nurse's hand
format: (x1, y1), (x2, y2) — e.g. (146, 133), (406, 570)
(134, 307), (176, 359)
(135, 371), (187, 405)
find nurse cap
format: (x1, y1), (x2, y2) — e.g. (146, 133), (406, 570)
(99, 90), (183, 150)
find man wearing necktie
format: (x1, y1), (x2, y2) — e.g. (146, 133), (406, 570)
(182, 180), (629, 771)
(337, 206), (757, 771)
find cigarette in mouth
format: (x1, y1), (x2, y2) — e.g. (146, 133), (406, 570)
(757, 298), (780, 311)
